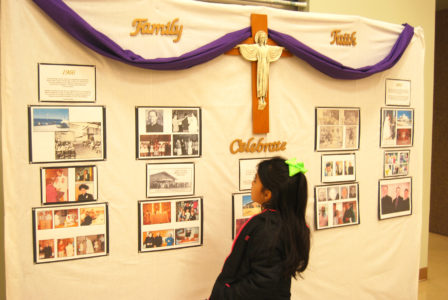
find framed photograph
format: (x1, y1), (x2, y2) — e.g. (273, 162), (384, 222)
(136, 106), (201, 159)
(384, 150), (410, 178)
(239, 157), (271, 191)
(28, 105), (106, 163)
(41, 165), (98, 205)
(146, 163), (195, 198)
(314, 183), (360, 230)
(378, 177), (412, 220)
(38, 63), (96, 103)
(138, 197), (203, 252)
(32, 202), (109, 263)
(232, 192), (262, 239)
(385, 79), (411, 106)
(380, 108), (414, 148)
(321, 153), (356, 183)
(315, 107), (360, 151)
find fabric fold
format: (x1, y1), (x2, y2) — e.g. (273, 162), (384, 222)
(33, 0), (414, 77)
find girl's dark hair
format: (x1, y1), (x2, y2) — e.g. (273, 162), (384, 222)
(257, 157), (310, 279)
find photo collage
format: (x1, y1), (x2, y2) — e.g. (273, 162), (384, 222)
(315, 184), (359, 230)
(315, 107), (360, 151)
(29, 106), (105, 163)
(137, 107), (201, 159)
(321, 154), (356, 183)
(41, 166), (97, 204)
(381, 108), (413, 147)
(384, 150), (410, 177)
(232, 193), (262, 239)
(33, 203), (108, 263)
(139, 198), (202, 252)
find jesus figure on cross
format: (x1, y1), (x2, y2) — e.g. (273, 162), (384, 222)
(236, 31), (284, 110)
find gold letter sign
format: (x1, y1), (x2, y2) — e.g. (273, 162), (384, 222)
(130, 18), (183, 43)
(330, 30), (357, 46)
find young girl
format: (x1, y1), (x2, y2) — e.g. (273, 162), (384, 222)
(210, 157), (310, 299)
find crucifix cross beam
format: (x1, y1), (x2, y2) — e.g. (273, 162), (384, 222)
(226, 14), (291, 134)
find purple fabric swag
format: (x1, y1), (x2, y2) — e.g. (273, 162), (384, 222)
(33, 0), (414, 79)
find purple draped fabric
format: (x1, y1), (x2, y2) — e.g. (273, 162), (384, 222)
(33, 0), (414, 78)
(269, 25), (414, 79)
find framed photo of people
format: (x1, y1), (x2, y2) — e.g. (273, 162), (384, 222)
(384, 150), (410, 178)
(315, 107), (360, 151)
(28, 105), (106, 163)
(321, 153), (356, 183)
(41, 165), (98, 205)
(378, 177), (412, 220)
(380, 108), (414, 148)
(136, 106), (201, 159)
(146, 163), (195, 198)
(38, 63), (96, 103)
(138, 197), (203, 252)
(232, 192), (262, 239)
(314, 183), (359, 230)
(239, 158), (271, 191)
(385, 79), (411, 106)
(33, 202), (109, 264)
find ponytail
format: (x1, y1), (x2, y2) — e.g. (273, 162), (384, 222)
(257, 157), (310, 278)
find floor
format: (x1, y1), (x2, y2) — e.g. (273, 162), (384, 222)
(418, 233), (448, 300)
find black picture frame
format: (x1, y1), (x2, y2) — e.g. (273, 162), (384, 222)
(315, 107), (361, 152)
(40, 165), (98, 205)
(146, 162), (195, 198)
(136, 106), (202, 159)
(383, 150), (410, 178)
(378, 177), (412, 220)
(314, 183), (360, 230)
(28, 105), (106, 163)
(385, 78), (411, 107)
(321, 153), (356, 183)
(32, 202), (109, 264)
(138, 197), (203, 253)
(380, 108), (414, 148)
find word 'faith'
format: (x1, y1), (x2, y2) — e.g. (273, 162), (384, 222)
(230, 137), (287, 154)
(130, 18), (183, 43)
(330, 30), (357, 46)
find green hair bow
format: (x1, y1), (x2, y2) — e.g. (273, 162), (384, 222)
(285, 158), (308, 177)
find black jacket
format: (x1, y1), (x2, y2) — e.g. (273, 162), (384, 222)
(210, 210), (291, 300)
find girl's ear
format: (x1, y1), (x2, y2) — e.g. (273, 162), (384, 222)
(263, 189), (272, 202)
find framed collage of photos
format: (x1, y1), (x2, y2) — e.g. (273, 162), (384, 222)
(315, 107), (360, 151)
(146, 163), (195, 198)
(232, 193), (262, 239)
(385, 79), (411, 106)
(379, 177), (412, 220)
(38, 63), (96, 103)
(138, 197), (203, 252)
(28, 105), (106, 163)
(41, 165), (98, 205)
(380, 108), (414, 148)
(136, 106), (201, 159)
(384, 150), (410, 178)
(315, 183), (359, 230)
(321, 153), (356, 183)
(33, 202), (109, 263)
(239, 158), (271, 191)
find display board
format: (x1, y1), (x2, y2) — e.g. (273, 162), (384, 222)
(1, 0), (424, 299)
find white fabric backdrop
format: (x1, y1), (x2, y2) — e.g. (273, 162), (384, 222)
(1, 0), (424, 299)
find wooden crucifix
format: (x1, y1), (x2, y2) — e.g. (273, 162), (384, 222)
(226, 14), (291, 134)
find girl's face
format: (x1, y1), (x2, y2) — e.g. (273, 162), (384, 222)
(251, 173), (271, 205)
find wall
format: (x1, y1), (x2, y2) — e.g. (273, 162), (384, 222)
(429, 9), (448, 236)
(310, 0), (435, 271)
